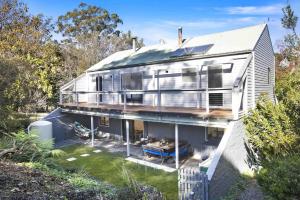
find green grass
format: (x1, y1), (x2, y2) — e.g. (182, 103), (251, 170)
(55, 145), (178, 200)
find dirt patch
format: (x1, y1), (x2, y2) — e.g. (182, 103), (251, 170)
(0, 161), (102, 200)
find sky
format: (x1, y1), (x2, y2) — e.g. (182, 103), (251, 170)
(24, 0), (300, 52)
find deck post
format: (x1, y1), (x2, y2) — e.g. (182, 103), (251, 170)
(206, 69), (209, 113)
(152, 71), (155, 107)
(124, 90), (127, 110)
(196, 66), (200, 108)
(74, 79), (78, 105)
(91, 115), (94, 147)
(126, 120), (130, 157)
(111, 74), (114, 104)
(175, 123), (179, 169)
(156, 70), (161, 111)
(59, 91), (62, 104)
(96, 74), (99, 106)
(232, 90), (240, 120)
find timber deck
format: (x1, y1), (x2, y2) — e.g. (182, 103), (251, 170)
(60, 102), (233, 119)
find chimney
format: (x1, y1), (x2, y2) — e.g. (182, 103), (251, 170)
(178, 27), (183, 47)
(132, 37), (137, 51)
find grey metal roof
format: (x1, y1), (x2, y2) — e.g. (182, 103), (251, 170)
(87, 24), (267, 72)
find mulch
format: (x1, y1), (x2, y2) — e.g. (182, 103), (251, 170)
(0, 161), (102, 200)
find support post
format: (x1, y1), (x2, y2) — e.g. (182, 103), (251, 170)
(156, 70), (161, 111)
(124, 90), (127, 110)
(111, 74), (114, 104)
(126, 120), (130, 157)
(232, 90), (240, 120)
(205, 126), (208, 142)
(97, 74), (99, 106)
(152, 72), (155, 107)
(59, 91), (62, 104)
(196, 66), (200, 108)
(175, 124), (179, 169)
(206, 68), (209, 113)
(91, 116), (94, 147)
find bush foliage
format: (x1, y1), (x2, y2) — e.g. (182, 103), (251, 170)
(244, 96), (298, 165)
(257, 155), (300, 200)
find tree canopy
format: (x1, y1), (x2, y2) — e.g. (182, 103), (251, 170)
(57, 2), (123, 39)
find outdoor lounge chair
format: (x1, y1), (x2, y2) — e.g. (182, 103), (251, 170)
(73, 121), (98, 139)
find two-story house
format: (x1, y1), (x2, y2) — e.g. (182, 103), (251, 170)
(48, 23), (274, 198)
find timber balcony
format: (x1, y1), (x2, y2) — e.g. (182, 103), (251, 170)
(59, 88), (243, 120)
(59, 54), (251, 121)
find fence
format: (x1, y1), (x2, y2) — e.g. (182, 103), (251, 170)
(178, 168), (208, 200)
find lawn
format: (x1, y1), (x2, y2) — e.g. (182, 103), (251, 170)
(55, 144), (178, 199)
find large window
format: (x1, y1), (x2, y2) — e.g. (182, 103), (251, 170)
(208, 66), (222, 88)
(208, 66), (223, 106)
(96, 76), (103, 102)
(121, 72), (143, 104)
(182, 68), (197, 83)
(99, 117), (109, 126)
(121, 72), (142, 90)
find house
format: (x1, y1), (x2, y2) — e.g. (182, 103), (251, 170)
(50, 23), (274, 199)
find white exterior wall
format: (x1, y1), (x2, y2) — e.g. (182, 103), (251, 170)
(86, 53), (250, 108)
(75, 74), (88, 102)
(253, 27), (275, 102)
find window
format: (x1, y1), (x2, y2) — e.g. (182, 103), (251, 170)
(207, 127), (223, 141)
(96, 76), (103, 102)
(182, 68), (197, 83)
(121, 72), (142, 90)
(209, 93), (223, 106)
(208, 66), (222, 88)
(121, 94), (143, 104)
(99, 117), (109, 126)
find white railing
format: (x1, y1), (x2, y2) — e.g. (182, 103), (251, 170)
(60, 88), (234, 115)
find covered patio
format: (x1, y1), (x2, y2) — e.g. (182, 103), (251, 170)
(56, 116), (224, 171)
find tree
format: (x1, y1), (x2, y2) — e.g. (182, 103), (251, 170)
(57, 3), (144, 77)
(57, 2), (122, 40)
(279, 4), (299, 69)
(281, 4), (298, 35)
(0, 0), (63, 111)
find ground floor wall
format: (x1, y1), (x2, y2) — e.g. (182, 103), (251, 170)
(208, 120), (250, 200)
(145, 122), (222, 160)
(47, 110), (224, 159)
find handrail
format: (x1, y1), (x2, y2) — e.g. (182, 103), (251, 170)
(61, 87), (233, 95)
(232, 54), (253, 89)
(60, 73), (87, 91)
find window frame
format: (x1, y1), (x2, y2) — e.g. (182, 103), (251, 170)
(181, 67), (197, 83)
(121, 72), (143, 91)
(99, 117), (109, 127)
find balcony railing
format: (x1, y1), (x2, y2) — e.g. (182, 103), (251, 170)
(60, 87), (237, 117)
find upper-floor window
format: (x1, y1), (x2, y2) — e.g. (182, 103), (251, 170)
(122, 72), (142, 90)
(182, 68), (197, 83)
(208, 66), (222, 88)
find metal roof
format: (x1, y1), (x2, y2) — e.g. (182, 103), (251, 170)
(87, 24), (267, 72)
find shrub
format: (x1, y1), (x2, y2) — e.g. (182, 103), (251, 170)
(257, 155), (300, 200)
(118, 166), (165, 200)
(244, 96), (298, 165)
(276, 70), (300, 133)
(0, 130), (65, 166)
